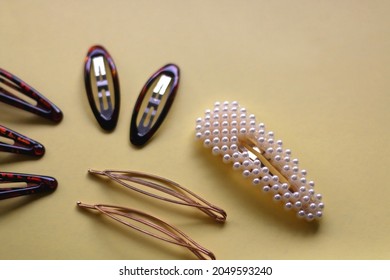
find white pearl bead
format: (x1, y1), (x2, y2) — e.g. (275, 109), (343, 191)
(306, 213), (314, 221)
(281, 183), (289, 190)
(318, 203), (325, 209)
(242, 170), (250, 177)
(233, 162), (241, 169)
(239, 128), (247, 134)
(262, 185), (270, 192)
(272, 184), (280, 192)
(316, 211), (323, 218)
(252, 178), (260, 185)
(252, 169), (260, 175)
(297, 210), (305, 217)
(222, 154), (231, 162)
(212, 146), (220, 155)
(316, 194), (322, 201)
(261, 167), (269, 174)
(273, 194), (282, 201)
(203, 139), (211, 147)
(294, 201), (302, 208)
(285, 202), (293, 210)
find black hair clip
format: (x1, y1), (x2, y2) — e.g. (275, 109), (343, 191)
(84, 45), (120, 131)
(0, 172), (57, 200)
(130, 64), (180, 146)
(0, 125), (45, 157)
(0, 68), (63, 123)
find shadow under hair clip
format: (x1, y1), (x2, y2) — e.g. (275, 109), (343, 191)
(89, 169), (226, 222)
(0, 68), (63, 123)
(77, 201), (216, 260)
(0, 172), (57, 200)
(195, 101), (324, 221)
(0, 125), (45, 157)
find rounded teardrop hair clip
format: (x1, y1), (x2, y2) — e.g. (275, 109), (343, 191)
(84, 45), (120, 131)
(130, 63), (180, 146)
(77, 201), (216, 260)
(195, 101), (324, 222)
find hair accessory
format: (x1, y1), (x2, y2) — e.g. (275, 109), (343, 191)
(130, 64), (180, 146)
(84, 45), (120, 131)
(0, 68), (63, 123)
(77, 201), (215, 260)
(0, 125), (45, 157)
(88, 169), (226, 222)
(195, 101), (324, 221)
(0, 172), (57, 200)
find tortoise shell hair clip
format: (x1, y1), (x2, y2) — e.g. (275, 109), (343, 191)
(84, 45), (120, 131)
(0, 172), (57, 200)
(0, 68), (63, 123)
(130, 64), (180, 146)
(0, 125), (45, 157)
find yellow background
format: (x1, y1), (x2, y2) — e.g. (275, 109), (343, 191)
(0, 0), (389, 260)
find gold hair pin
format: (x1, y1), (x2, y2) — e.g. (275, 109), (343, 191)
(77, 201), (216, 260)
(195, 101), (324, 221)
(88, 169), (226, 222)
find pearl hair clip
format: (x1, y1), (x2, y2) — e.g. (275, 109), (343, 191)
(88, 169), (227, 222)
(77, 201), (216, 260)
(195, 101), (324, 221)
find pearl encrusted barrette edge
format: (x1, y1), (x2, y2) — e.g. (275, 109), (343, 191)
(195, 101), (324, 222)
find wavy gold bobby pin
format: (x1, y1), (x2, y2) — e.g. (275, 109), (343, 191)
(195, 101), (324, 221)
(88, 169), (226, 222)
(77, 201), (216, 260)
